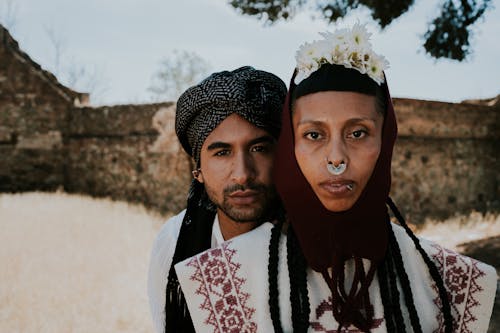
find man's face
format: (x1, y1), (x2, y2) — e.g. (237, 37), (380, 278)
(197, 113), (277, 224)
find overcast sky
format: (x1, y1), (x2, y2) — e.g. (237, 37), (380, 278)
(3, 0), (499, 105)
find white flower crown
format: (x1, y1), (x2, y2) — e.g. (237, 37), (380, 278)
(294, 23), (389, 85)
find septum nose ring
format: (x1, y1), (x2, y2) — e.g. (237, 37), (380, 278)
(326, 158), (347, 176)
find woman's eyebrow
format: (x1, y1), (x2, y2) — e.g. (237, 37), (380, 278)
(296, 119), (325, 126)
(297, 117), (376, 127)
(344, 117), (377, 126)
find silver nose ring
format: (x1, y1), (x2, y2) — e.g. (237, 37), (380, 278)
(326, 158), (347, 176)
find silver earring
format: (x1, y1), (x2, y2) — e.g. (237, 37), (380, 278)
(326, 158), (347, 176)
(192, 169), (201, 178)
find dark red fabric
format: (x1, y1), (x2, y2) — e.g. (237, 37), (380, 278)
(273, 70), (397, 329)
(274, 71), (397, 271)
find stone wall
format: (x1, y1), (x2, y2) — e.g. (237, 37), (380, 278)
(1, 25), (192, 214)
(65, 103), (193, 214)
(61, 98), (499, 222)
(2, 93), (499, 221)
(392, 99), (500, 223)
(0, 26), (75, 191)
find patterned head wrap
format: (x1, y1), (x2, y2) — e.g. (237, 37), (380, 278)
(175, 66), (287, 164)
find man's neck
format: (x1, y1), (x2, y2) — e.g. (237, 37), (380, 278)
(217, 209), (259, 241)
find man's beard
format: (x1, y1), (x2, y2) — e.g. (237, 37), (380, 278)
(206, 182), (276, 223)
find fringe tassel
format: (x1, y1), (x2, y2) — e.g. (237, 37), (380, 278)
(321, 259), (377, 333)
(165, 271), (194, 332)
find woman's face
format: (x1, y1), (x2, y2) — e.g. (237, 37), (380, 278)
(292, 90), (384, 212)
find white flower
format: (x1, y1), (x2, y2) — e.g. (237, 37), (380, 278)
(294, 23), (389, 85)
(314, 39), (332, 63)
(294, 68), (313, 84)
(322, 28), (349, 42)
(366, 53), (389, 85)
(346, 51), (365, 73)
(296, 41), (323, 66)
(349, 22), (372, 49)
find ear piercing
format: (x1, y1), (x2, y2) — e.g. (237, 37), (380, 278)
(192, 169), (201, 178)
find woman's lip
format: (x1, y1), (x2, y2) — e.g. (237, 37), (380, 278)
(319, 180), (355, 196)
(319, 179), (353, 187)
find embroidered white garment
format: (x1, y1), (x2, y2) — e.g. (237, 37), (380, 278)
(175, 222), (497, 333)
(147, 210), (224, 333)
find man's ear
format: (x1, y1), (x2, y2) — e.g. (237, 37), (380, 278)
(192, 169), (204, 183)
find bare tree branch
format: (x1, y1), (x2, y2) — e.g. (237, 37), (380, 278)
(148, 50), (211, 102)
(44, 24), (68, 75)
(0, 0), (19, 31)
(44, 26), (108, 105)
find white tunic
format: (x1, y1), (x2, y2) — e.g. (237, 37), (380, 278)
(175, 222), (497, 333)
(147, 210), (224, 333)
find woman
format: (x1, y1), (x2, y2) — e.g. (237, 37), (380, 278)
(174, 24), (497, 333)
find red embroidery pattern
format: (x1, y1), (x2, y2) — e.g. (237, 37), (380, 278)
(430, 243), (485, 333)
(310, 296), (384, 332)
(187, 242), (257, 333)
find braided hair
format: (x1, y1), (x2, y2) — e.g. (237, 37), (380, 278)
(267, 198), (453, 332)
(164, 180), (216, 332)
(386, 197), (453, 333)
(268, 219), (310, 333)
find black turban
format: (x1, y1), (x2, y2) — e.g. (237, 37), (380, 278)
(175, 66), (287, 164)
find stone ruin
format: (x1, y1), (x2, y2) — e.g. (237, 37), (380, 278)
(1, 24), (499, 222)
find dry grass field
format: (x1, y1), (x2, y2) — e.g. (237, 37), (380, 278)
(416, 211), (500, 252)
(0, 192), (498, 332)
(0, 192), (166, 333)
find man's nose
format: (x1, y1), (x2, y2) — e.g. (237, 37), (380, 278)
(231, 153), (255, 184)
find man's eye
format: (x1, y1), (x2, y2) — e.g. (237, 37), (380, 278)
(214, 150), (230, 157)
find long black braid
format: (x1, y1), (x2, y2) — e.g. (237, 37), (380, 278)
(387, 197), (453, 333)
(377, 257), (396, 332)
(287, 224), (310, 332)
(269, 221), (310, 333)
(385, 237), (407, 332)
(287, 225), (301, 330)
(268, 199), (454, 332)
(268, 219), (284, 333)
(296, 236), (311, 331)
(389, 223), (423, 333)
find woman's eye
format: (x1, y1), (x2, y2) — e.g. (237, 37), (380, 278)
(251, 145), (268, 153)
(305, 132), (322, 140)
(351, 130), (366, 139)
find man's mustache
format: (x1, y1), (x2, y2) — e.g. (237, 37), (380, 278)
(223, 182), (268, 195)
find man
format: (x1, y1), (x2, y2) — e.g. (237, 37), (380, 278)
(147, 66), (286, 333)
